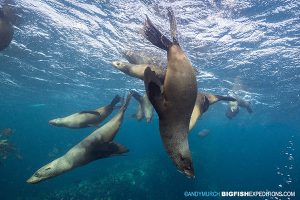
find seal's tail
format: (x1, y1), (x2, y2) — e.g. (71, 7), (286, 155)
(142, 11), (175, 51)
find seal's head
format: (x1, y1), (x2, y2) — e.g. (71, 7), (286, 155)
(171, 145), (195, 178)
(27, 161), (59, 184)
(48, 118), (63, 127)
(225, 101), (239, 119)
(175, 153), (194, 178)
(111, 61), (129, 71)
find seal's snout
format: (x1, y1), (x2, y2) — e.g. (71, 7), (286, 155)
(111, 61), (121, 68)
(183, 169), (195, 179)
(48, 119), (55, 125)
(26, 176), (39, 184)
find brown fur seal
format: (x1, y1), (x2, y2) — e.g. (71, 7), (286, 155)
(111, 61), (165, 82)
(49, 95), (121, 128)
(189, 93), (236, 131)
(122, 49), (166, 66)
(27, 93), (132, 184)
(226, 98), (252, 119)
(0, 5), (13, 51)
(142, 8), (197, 178)
(131, 90), (153, 123)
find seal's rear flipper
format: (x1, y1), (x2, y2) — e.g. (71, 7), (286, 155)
(167, 7), (178, 44)
(142, 15), (172, 51)
(205, 94), (236, 105)
(144, 67), (165, 117)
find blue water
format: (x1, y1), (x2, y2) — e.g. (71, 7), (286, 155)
(0, 0), (299, 199)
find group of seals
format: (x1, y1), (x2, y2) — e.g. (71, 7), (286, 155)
(110, 9), (241, 177)
(49, 95), (122, 128)
(27, 94), (132, 184)
(27, 7), (252, 183)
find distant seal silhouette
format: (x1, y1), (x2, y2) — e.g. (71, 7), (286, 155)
(189, 93), (236, 131)
(49, 95), (122, 128)
(131, 90), (153, 123)
(27, 93), (132, 184)
(111, 61), (165, 82)
(225, 98), (252, 119)
(0, 6), (14, 51)
(197, 129), (210, 138)
(142, 9), (197, 177)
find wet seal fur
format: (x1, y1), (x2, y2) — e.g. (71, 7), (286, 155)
(142, 8), (197, 178)
(112, 61), (165, 83)
(0, 3), (14, 51)
(27, 93), (132, 184)
(49, 95), (122, 128)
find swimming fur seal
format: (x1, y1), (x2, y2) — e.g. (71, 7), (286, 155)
(142, 8), (197, 178)
(189, 93), (236, 131)
(49, 95), (122, 128)
(111, 61), (165, 82)
(27, 93), (132, 184)
(131, 90), (153, 123)
(122, 49), (166, 66)
(0, 5), (13, 51)
(225, 98), (252, 119)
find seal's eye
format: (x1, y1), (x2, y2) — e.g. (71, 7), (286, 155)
(45, 167), (51, 171)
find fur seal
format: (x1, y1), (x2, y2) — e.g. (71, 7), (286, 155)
(27, 93), (132, 184)
(0, 5), (14, 51)
(225, 98), (252, 119)
(49, 95), (121, 128)
(122, 49), (166, 66)
(111, 61), (165, 82)
(142, 9), (197, 177)
(189, 93), (236, 131)
(131, 90), (153, 123)
(197, 129), (210, 138)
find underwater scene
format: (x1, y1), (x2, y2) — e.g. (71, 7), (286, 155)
(0, 0), (299, 199)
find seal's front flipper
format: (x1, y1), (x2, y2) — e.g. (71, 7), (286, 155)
(91, 142), (129, 159)
(144, 67), (165, 117)
(246, 105), (253, 114)
(79, 111), (101, 117)
(87, 124), (100, 128)
(205, 94), (236, 105)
